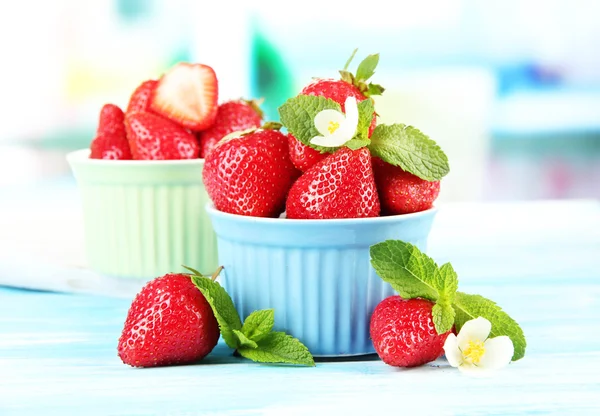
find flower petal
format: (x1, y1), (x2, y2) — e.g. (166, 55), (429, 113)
(443, 333), (463, 368)
(479, 336), (514, 370)
(457, 317), (492, 350)
(314, 109), (346, 137)
(310, 132), (352, 147)
(343, 96), (359, 133)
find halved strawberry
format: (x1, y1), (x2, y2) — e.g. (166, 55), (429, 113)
(151, 63), (218, 131)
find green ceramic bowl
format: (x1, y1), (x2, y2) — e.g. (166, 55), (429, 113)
(67, 149), (218, 279)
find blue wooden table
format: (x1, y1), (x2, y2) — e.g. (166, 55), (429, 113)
(1, 199), (599, 415)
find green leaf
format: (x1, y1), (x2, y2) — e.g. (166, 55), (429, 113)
(191, 276), (243, 349)
(453, 292), (526, 361)
(355, 53), (379, 82)
(339, 70), (354, 85)
(345, 138), (370, 150)
(238, 332), (315, 367)
(367, 83), (385, 97)
(343, 48), (358, 71)
(431, 302), (456, 334)
(356, 98), (375, 139)
(233, 329), (258, 349)
(369, 240), (440, 301)
(182, 265), (203, 276)
(278, 95), (341, 152)
(241, 309), (275, 342)
(368, 124), (449, 181)
(436, 263), (459, 304)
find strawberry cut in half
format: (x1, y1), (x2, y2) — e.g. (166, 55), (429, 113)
(151, 63), (218, 131)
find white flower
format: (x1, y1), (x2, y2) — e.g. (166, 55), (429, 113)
(443, 317), (514, 376)
(310, 96), (359, 147)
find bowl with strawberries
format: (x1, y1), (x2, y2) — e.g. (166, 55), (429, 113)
(203, 51), (450, 356)
(68, 63), (264, 279)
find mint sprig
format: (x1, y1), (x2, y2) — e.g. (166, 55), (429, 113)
(278, 95), (340, 153)
(368, 124), (449, 181)
(369, 241), (526, 361)
(187, 268), (315, 367)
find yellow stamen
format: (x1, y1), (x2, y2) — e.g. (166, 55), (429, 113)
(328, 121), (340, 134)
(463, 340), (485, 364)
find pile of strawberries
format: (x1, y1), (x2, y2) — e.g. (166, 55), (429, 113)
(92, 54), (441, 219)
(90, 63), (263, 161)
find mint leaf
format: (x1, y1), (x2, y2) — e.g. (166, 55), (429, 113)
(431, 302), (455, 334)
(191, 276), (243, 349)
(370, 240), (440, 301)
(238, 332), (315, 367)
(233, 329), (258, 349)
(345, 138), (370, 150)
(356, 98), (375, 139)
(436, 263), (459, 304)
(368, 124), (449, 181)
(453, 292), (526, 361)
(356, 53), (379, 82)
(241, 309), (275, 342)
(278, 95), (341, 152)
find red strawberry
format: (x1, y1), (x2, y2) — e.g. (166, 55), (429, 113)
(372, 158), (440, 215)
(287, 133), (328, 172)
(125, 112), (200, 160)
(203, 128), (299, 217)
(97, 104), (126, 137)
(197, 100), (263, 158)
(126, 79), (158, 115)
(118, 273), (219, 367)
(370, 297), (451, 367)
(286, 147), (380, 219)
(151, 63), (218, 131)
(90, 133), (132, 160)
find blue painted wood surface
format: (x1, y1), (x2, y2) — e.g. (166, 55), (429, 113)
(1, 200), (600, 415)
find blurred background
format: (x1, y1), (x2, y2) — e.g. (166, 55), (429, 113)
(1, 0), (599, 202)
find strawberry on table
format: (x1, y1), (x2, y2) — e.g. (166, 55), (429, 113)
(126, 79), (158, 115)
(118, 273), (220, 367)
(372, 158), (441, 215)
(370, 296), (452, 367)
(203, 124), (299, 218)
(197, 99), (263, 158)
(286, 147), (380, 219)
(90, 104), (132, 160)
(151, 63), (218, 131)
(125, 112), (200, 160)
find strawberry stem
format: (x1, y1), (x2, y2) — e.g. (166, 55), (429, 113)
(343, 48), (358, 71)
(211, 266), (224, 282)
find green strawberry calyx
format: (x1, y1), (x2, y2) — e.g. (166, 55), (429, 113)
(242, 98), (265, 120)
(339, 49), (385, 98)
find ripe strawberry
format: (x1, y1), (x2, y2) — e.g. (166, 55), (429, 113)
(90, 133), (132, 160)
(118, 273), (219, 367)
(151, 63), (218, 131)
(372, 158), (440, 215)
(287, 133), (327, 172)
(125, 112), (200, 160)
(97, 103), (126, 137)
(197, 99), (263, 158)
(370, 297), (451, 367)
(286, 147), (380, 219)
(203, 128), (299, 217)
(126, 79), (158, 115)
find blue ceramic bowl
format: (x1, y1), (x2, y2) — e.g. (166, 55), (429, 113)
(206, 204), (437, 357)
